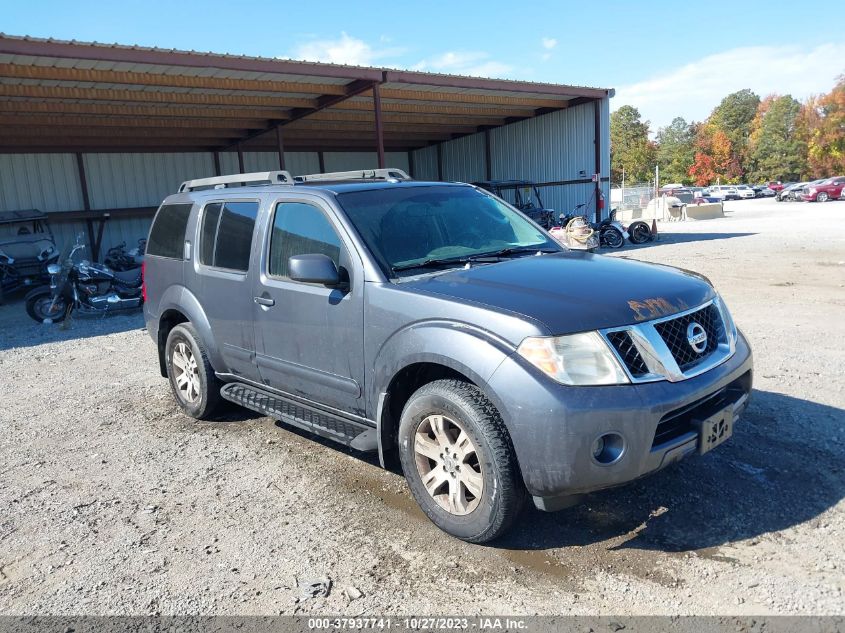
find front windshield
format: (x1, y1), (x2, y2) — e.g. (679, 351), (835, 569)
(336, 185), (560, 277)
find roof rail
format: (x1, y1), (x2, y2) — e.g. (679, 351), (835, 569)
(178, 170), (294, 192)
(294, 168), (411, 183)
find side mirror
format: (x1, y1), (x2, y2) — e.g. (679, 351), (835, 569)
(288, 254), (341, 286)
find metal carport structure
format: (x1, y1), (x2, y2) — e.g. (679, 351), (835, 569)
(0, 34), (613, 260)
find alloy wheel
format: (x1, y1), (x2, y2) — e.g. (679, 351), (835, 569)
(413, 414), (484, 516)
(172, 342), (201, 403)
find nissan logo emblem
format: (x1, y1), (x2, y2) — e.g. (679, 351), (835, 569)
(686, 322), (708, 354)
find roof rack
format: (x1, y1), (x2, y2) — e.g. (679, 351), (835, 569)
(294, 168), (411, 183)
(178, 170), (294, 192)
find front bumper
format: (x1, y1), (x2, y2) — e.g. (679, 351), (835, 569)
(486, 331), (753, 509)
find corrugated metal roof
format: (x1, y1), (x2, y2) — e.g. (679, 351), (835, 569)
(0, 33), (611, 155)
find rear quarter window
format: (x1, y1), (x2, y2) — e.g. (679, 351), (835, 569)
(147, 203), (192, 259)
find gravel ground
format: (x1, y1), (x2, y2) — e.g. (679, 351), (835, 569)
(1, 197), (843, 616)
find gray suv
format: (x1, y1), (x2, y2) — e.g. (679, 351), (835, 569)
(143, 168), (753, 543)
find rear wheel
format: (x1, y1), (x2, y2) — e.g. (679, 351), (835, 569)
(817, 192), (829, 202)
(398, 379), (525, 543)
(165, 323), (222, 420)
(600, 226), (625, 249)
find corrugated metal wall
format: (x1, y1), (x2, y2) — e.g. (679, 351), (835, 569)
(83, 152), (214, 209)
(411, 98), (611, 220)
(441, 134), (486, 182)
(323, 152), (410, 173)
(411, 145), (438, 180)
(0, 153), (83, 212)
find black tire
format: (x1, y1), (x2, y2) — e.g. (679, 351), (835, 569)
(25, 287), (68, 323)
(817, 192), (829, 203)
(600, 226), (625, 249)
(628, 221), (652, 244)
(165, 322), (222, 420)
(397, 379), (525, 543)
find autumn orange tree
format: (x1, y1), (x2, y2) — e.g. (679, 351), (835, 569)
(806, 75), (845, 175)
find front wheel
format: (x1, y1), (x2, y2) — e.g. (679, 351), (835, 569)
(600, 226), (625, 249)
(398, 379), (525, 543)
(25, 287), (68, 323)
(817, 192), (829, 202)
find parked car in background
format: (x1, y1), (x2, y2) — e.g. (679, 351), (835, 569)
(777, 182), (808, 201)
(754, 186), (776, 198)
(692, 189), (721, 203)
(709, 185), (740, 201)
(735, 185), (756, 199)
(800, 176), (845, 202)
(765, 181), (785, 192)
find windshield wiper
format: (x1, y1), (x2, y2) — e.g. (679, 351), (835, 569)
(470, 245), (560, 259)
(391, 246), (559, 273)
(391, 256), (472, 272)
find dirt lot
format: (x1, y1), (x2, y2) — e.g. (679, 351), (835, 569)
(1, 198), (843, 616)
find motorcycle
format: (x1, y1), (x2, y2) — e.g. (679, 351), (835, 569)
(552, 203), (628, 250)
(609, 209), (653, 245)
(104, 237), (146, 271)
(24, 237), (144, 324)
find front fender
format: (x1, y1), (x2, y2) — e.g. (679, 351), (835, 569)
(371, 320), (517, 437)
(156, 285), (222, 371)
(24, 284), (52, 302)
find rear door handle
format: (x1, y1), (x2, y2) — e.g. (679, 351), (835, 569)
(254, 296), (275, 307)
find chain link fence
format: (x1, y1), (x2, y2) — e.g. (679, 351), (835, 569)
(610, 183), (657, 215)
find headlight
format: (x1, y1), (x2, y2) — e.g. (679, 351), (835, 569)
(47, 263), (61, 275)
(517, 331), (630, 386)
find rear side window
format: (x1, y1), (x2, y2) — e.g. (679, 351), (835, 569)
(269, 202), (342, 279)
(147, 203), (192, 259)
(198, 200), (259, 272)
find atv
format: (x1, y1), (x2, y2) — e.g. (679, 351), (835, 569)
(0, 209), (59, 304)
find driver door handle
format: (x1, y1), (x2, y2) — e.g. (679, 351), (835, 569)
(254, 296), (275, 307)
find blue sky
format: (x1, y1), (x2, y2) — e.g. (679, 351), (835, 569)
(4, 0), (844, 130)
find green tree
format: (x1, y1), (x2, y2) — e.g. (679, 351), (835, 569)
(746, 95), (806, 182)
(656, 117), (696, 184)
(709, 89), (760, 176)
(610, 105), (655, 184)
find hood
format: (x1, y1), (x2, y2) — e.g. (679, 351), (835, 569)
(401, 252), (715, 334)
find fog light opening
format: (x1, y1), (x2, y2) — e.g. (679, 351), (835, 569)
(592, 433), (625, 465)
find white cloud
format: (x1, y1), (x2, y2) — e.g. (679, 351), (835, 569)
(614, 43), (845, 131)
(541, 37), (558, 50)
(290, 32), (402, 66)
(413, 51), (513, 78)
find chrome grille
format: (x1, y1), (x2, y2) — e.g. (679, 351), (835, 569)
(606, 331), (649, 377)
(654, 304), (722, 371)
(600, 298), (736, 384)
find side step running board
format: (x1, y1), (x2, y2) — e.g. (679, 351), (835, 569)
(220, 382), (377, 450)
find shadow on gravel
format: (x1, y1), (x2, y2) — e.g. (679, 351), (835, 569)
(0, 297), (144, 352)
(617, 232), (756, 251)
(496, 389), (845, 553)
